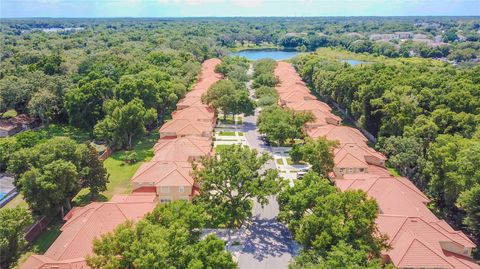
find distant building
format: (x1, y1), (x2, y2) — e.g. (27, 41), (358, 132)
(0, 114), (38, 137)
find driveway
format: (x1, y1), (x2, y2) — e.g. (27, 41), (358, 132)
(236, 95), (298, 268)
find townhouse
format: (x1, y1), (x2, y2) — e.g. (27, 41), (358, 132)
(274, 61), (479, 269)
(21, 58), (222, 269)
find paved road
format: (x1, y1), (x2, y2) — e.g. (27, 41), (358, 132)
(235, 66), (298, 268)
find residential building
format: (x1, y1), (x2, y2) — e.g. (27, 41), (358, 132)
(333, 143), (387, 178)
(171, 106), (216, 124)
(307, 125), (366, 145)
(285, 99), (332, 113)
(131, 161), (197, 202)
(377, 214), (479, 269)
(336, 173), (437, 221)
(20, 194), (157, 269)
(159, 118), (213, 138)
(0, 114), (38, 137)
(152, 136), (212, 162)
(304, 110), (342, 128)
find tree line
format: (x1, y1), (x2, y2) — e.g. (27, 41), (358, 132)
(294, 50), (480, 248)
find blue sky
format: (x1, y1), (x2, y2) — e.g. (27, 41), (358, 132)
(1, 0), (479, 18)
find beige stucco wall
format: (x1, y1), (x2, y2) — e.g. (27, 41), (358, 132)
(156, 185), (192, 202)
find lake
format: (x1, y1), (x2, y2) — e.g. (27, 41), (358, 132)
(230, 49), (301, 61)
(341, 59), (368, 66)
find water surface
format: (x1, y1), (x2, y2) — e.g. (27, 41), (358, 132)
(230, 49), (300, 61)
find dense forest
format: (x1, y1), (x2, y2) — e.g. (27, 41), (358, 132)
(1, 17), (480, 268)
(293, 48), (480, 245)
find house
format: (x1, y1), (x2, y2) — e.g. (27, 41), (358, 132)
(333, 143), (387, 178)
(152, 136), (212, 162)
(0, 114), (38, 137)
(176, 97), (207, 110)
(278, 91), (316, 106)
(377, 215), (478, 269)
(336, 174), (437, 221)
(159, 118), (213, 138)
(171, 106), (216, 124)
(132, 161), (198, 202)
(20, 194), (157, 269)
(285, 99), (332, 113)
(304, 110), (342, 128)
(307, 125), (366, 145)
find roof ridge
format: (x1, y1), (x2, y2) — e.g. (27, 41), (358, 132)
(401, 237), (455, 268)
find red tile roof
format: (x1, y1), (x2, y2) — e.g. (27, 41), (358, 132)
(334, 143), (386, 168)
(307, 125), (367, 145)
(159, 118), (213, 138)
(152, 136), (212, 162)
(21, 197), (156, 269)
(171, 105), (215, 123)
(132, 161), (194, 188)
(377, 215), (478, 269)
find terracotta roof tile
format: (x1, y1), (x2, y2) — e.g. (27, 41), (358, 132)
(152, 136), (212, 162)
(307, 125), (367, 145)
(159, 119), (213, 138)
(132, 161), (194, 187)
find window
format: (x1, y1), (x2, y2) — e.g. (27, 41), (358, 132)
(347, 168), (353, 173)
(339, 168), (345, 173)
(160, 198), (171, 203)
(160, 186), (170, 193)
(179, 186), (185, 193)
(359, 168), (365, 172)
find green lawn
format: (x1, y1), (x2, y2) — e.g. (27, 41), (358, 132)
(218, 115), (243, 125)
(40, 124), (93, 143)
(276, 158), (284, 165)
(218, 131), (243, 136)
(31, 221), (63, 254)
(73, 130), (158, 204)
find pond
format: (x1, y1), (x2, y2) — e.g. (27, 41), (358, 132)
(230, 49), (301, 61)
(340, 59), (368, 66)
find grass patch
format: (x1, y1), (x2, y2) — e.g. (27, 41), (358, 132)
(276, 158), (285, 165)
(219, 131), (237, 136)
(39, 124), (93, 143)
(386, 162), (401, 177)
(31, 221), (63, 254)
(100, 131), (157, 199)
(1, 194), (28, 210)
(71, 130), (158, 203)
(218, 115), (243, 125)
(1, 109), (18, 119)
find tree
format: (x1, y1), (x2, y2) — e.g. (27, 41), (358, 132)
(18, 160), (79, 216)
(0, 137), (19, 172)
(94, 98), (156, 149)
(8, 137), (108, 216)
(290, 137), (338, 177)
(377, 135), (426, 187)
(193, 145), (281, 228)
(80, 144), (109, 200)
(87, 201), (237, 269)
(28, 89), (62, 124)
(278, 171), (387, 267)
(65, 78), (115, 129)
(425, 135), (480, 211)
(278, 171), (336, 233)
(457, 184), (480, 238)
(257, 106), (313, 145)
(202, 79), (255, 119)
(0, 208), (34, 269)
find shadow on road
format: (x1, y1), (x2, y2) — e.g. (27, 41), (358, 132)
(241, 217), (297, 261)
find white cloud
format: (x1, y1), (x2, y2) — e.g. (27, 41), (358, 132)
(231, 0), (263, 8)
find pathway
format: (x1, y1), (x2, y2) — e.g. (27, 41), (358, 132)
(235, 65), (298, 269)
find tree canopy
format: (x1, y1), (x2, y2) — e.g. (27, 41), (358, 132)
(193, 145), (281, 228)
(87, 201), (237, 269)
